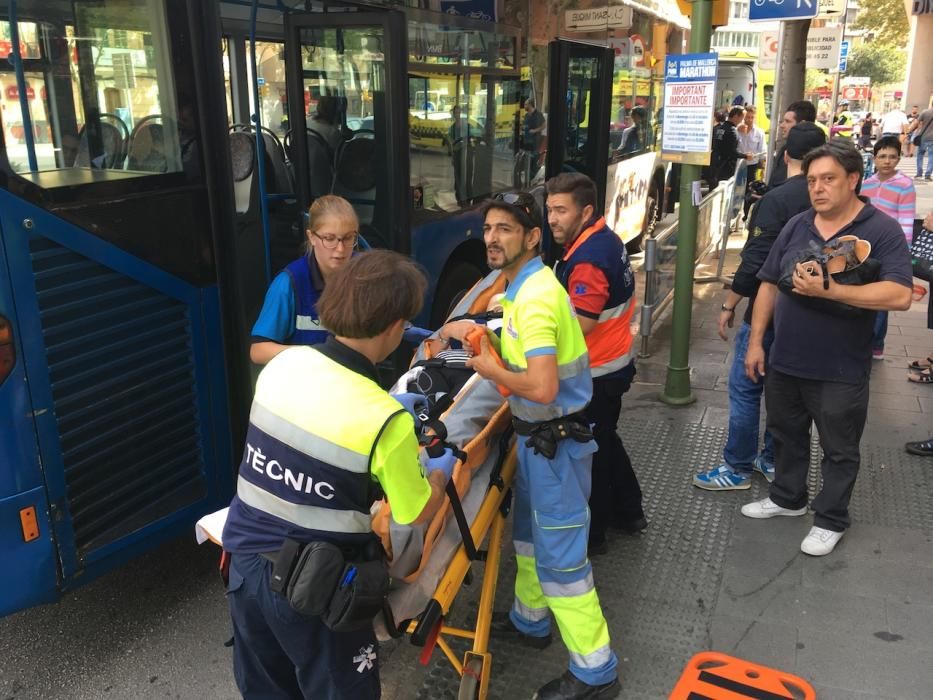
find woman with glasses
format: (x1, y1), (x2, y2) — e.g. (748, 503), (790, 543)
(250, 195), (360, 364)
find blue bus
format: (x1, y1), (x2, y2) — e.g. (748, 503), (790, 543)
(0, 0), (685, 616)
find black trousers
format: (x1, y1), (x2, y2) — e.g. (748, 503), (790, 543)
(587, 363), (644, 540)
(765, 370), (869, 532)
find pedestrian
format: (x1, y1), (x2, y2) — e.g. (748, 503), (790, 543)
(831, 100), (855, 139)
(858, 113), (873, 150)
(879, 105), (909, 141)
(249, 195), (358, 364)
(521, 97), (546, 185)
(906, 210), (933, 388)
(738, 105), (766, 182)
(768, 100), (818, 188)
(905, 105), (920, 157)
(222, 250), (454, 699)
(454, 192), (620, 699)
(694, 123), (826, 491)
(707, 106), (748, 188)
(860, 136), (916, 359)
(546, 173), (646, 557)
(907, 100), (933, 181)
(742, 139), (913, 556)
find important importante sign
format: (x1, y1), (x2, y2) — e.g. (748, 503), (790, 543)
(661, 52), (718, 166)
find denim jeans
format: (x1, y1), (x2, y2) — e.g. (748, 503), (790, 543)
(725, 322), (775, 471)
(918, 139), (933, 178)
(872, 310), (888, 352)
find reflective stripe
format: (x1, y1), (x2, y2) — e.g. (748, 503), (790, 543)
(514, 540), (535, 558)
(540, 572), (595, 599)
(237, 476), (371, 533)
(512, 598), (550, 622)
(597, 297), (632, 323)
(250, 401), (370, 474)
(590, 351), (634, 378)
(558, 354), (589, 380)
(569, 644), (614, 671)
(295, 315), (323, 331)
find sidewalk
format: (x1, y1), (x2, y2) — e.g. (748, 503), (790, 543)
(380, 233), (933, 699)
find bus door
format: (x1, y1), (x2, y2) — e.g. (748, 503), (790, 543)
(545, 40), (613, 209)
(0, 0), (237, 615)
(284, 9), (410, 254)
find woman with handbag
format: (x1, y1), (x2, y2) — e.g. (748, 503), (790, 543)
(908, 104), (933, 181)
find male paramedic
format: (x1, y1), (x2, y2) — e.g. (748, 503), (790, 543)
(546, 172), (645, 557)
(222, 250), (454, 699)
(464, 192), (620, 700)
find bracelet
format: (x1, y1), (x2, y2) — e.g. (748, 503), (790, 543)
(721, 304), (735, 312)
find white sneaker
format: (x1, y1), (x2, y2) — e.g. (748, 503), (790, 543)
(800, 526), (844, 556)
(740, 497), (808, 519)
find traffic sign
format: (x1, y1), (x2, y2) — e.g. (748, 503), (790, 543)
(749, 0), (819, 22)
(838, 39), (849, 72)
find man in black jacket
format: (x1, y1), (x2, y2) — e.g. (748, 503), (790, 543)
(707, 106), (748, 187)
(768, 100), (819, 187)
(693, 122), (826, 491)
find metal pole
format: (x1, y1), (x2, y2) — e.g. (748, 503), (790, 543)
(9, 0), (38, 173)
(829, 10), (848, 117)
(660, 0), (714, 406)
(250, 0), (273, 286)
(764, 22), (787, 184)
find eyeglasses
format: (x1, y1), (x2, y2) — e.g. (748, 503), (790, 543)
(312, 232), (358, 249)
(493, 192), (540, 226)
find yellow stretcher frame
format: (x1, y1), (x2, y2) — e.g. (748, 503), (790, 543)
(403, 444), (517, 700)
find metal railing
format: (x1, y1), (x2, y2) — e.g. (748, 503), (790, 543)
(638, 158), (749, 357)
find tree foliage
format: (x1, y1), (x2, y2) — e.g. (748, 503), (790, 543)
(845, 44), (906, 86)
(850, 0), (910, 48)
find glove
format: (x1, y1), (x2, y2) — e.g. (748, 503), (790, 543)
(402, 325), (433, 345)
(393, 392), (429, 429)
(424, 447), (457, 482)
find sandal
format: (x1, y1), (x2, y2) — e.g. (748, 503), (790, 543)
(908, 356), (933, 371)
(913, 284), (928, 303)
(908, 368), (933, 384)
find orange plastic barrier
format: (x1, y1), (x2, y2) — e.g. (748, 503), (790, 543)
(669, 652), (815, 700)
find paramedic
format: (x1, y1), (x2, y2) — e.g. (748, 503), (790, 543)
(465, 192), (620, 700)
(546, 172), (646, 557)
(222, 250), (453, 699)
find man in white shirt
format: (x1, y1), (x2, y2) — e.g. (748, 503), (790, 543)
(880, 107), (909, 140)
(737, 105), (766, 181)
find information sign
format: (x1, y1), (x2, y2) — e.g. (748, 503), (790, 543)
(564, 5), (633, 32)
(661, 52), (718, 166)
(749, 0), (818, 22)
(838, 39), (849, 72)
(758, 31), (779, 71)
(805, 26), (842, 71)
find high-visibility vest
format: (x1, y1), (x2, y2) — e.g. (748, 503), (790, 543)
(499, 257), (592, 423)
(555, 217), (636, 378)
(223, 346), (405, 553)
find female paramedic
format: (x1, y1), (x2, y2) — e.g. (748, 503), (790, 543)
(222, 250), (457, 699)
(250, 194), (359, 364)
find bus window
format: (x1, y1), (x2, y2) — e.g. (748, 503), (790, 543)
(244, 40), (287, 138)
(221, 37), (235, 128)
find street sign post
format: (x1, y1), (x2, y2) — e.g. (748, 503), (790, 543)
(749, 0), (819, 22)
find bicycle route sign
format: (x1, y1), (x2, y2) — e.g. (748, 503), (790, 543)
(749, 0), (819, 22)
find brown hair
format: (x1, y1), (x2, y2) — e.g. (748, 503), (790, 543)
(545, 172), (597, 212)
(317, 250), (427, 338)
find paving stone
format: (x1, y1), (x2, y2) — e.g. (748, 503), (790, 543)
(706, 614), (798, 671)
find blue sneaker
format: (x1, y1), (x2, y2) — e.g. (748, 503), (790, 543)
(693, 464), (751, 491)
(753, 456), (775, 483)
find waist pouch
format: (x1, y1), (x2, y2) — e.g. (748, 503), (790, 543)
(777, 234), (880, 319)
(512, 413), (593, 459)
(268, 538), (389, 632)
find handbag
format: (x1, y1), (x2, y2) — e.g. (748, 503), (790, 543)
(912, 116), (932, 146)
(778, 235), (880, 318)
(911, 226), (933, 283)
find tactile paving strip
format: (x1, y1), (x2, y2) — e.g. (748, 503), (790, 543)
(391, 415), (933, 699)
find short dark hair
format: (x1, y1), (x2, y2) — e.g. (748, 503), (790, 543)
(786, 100), (817, 123)
(728, 106), (745, 120)
(873, 136), (902, 157)
(317, 250), (426, 338)
(482, 191), (543, 231)
(545, 172), (598, 213)
(802, 138), (864, 179)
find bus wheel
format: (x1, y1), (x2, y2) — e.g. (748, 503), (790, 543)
(431, 261), (485, 328)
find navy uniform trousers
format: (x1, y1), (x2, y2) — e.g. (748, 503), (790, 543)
(227, 552), (380, 699)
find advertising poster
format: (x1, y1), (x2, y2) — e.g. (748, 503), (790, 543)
(661, 52), (718, 166)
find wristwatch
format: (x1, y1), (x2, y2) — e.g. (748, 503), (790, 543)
(721, 304), (735, 312)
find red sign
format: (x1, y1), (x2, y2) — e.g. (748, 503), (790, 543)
(5, 84), (36, 100)
(841, 86), (870, 101)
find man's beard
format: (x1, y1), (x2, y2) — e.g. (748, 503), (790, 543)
(487, 247), (526, 271)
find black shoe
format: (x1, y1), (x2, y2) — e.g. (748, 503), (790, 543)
(490, 611), (552, 649)
(610, 515), (648, 534)
(533, 671), (620, 699)
(588, 533), (609, 557)
(906, 438), (933, 456)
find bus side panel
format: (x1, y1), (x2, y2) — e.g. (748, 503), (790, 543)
(0, 216), (60, 615)
(0, 191), (231, 593)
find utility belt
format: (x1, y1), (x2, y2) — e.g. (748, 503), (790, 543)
(261, 536), (389, 632)
(512, 412), (593, 459)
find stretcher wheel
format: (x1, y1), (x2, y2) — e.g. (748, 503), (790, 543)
(457, 656), (484, 700)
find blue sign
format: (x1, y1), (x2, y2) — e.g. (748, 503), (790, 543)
(661, 52), (719, 165)
(839, 40), (849, 72)
(439, 0), (496, 22)
(749, 0), (818, 22)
